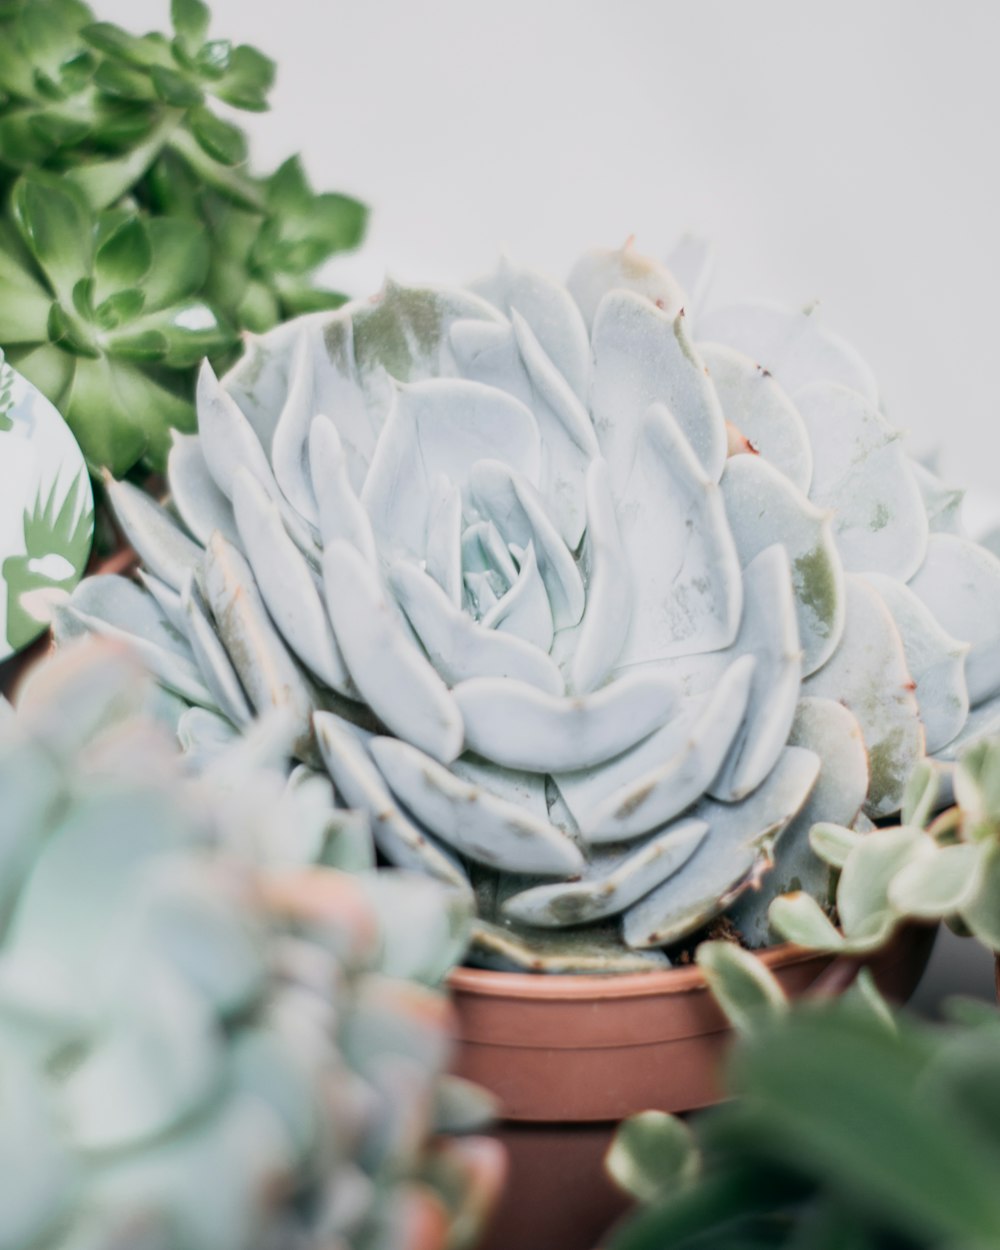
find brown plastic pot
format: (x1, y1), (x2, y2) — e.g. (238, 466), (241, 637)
(451, 924), (937, 1250)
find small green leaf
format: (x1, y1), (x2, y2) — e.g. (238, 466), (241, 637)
(28, 111), (91, 149)
(276, 280), (348, 317)
(150, 63), (203, 108)
(961, 842), (1000, 951)
(607, 1112), (701, 1205)
(194, 39), (232, 79)
(214, 43), (275, 111)
(171, 0), (211, 47)
(128, 300), (235, 368)
(80, 22), (149, 65)
(93, 59), (153, 99)
(769, 892), (844, 951)
(808, 821), (862, 869)
(837, 826), (929, 940)
(888, 841), (984, 919)
(142, 218), (210, 311)
(901, 758), (944, 828)
(71, 277), (94, 321)
(94, 217), (152, 291)
(605, 1110), (700, 1205)
(12, 172), (94, 303)
(46, 302), (98, 357)
(105, 328), (169, 362)
(186, 105), (247, 166)
(94, 288), (145, 330)
(696, 941), (787, 1036)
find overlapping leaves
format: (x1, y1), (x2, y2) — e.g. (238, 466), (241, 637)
(0, 0), (367, 474)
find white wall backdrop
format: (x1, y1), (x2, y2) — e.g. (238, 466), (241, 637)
(105, 0), (1000, 493)
(104, 0), (1000, 1003)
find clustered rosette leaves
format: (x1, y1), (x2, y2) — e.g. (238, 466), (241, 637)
(59, 238), (1000, 971)
(0, 641), (501, 1250)
(0, 0), (367, 474)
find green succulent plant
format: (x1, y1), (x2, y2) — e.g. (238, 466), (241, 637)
(0, 0), (367, 475)
(606, 949), (1000, 1250)
(58, 238), (1000, 971)
(0, 639), (501, 1250)
(768, 736), (1000, 957)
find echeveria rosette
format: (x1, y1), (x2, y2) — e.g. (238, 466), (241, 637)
(0, 0), (367, 475)
(60, 239), (1000, 970)
(1, 640), (499, 1250)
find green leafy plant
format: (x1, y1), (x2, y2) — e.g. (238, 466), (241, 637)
(768, 737), (1000, 956)
(0, 639), (502, 1250)
(605, 947), (1000, 1250)
(57, 239), (1000, 972)
(0, 0), (367, 475)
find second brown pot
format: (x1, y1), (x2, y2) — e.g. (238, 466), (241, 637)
(450, 924), (937, 1250)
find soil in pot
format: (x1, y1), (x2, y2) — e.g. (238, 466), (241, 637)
(452, 925), (937, 1250)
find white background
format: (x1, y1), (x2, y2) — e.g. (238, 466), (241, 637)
(107, 0), (1000, 1003)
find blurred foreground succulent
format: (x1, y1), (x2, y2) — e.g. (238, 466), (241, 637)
(770, 736), (1000, 956)
(0, 641), (502, 1250)
(0, 0), (367, 474)
(606, 950), (1000, 1250)
(60, 238), (1000, 970)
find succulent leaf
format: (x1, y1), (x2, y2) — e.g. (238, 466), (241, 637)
(62, 239), (1000, 967)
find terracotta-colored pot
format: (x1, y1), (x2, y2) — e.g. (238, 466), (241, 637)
(451, 924), (937, 1250)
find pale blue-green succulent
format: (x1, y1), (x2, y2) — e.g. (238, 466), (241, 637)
(60, 239), (1000, 969)
(0, 640), (498, 1250)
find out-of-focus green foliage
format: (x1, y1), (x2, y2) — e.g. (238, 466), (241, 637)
(0, 0), (367, 475)
(606, 990), (1000, 1250)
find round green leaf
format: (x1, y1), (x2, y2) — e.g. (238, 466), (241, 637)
(187, 105), (247, 166)
(696, 940), (787, 1036)
(769, 891), (845, 951)
(171, 0), (211, 47)
(95, 217), (153, 292)
(607, 1111), (700, 1204)
(12, 172), (94, 303)
(888, 841), (984, 919)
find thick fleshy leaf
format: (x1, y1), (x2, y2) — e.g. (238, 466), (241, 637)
(865, 573), (969, 754)
(768, 892), (845, 950)
(468, 460), (584, 629)
(470, 255), (591, 402)
(362, 378), (540, 566)
(696, 941), (788, 1035)
(804, 576), (924, 818)
(908, 533), (1000, 707)
(730, 697), (868, 946)
(202, 533), (315, 749)
(452, 670), (680, 774)
(312, 712), (467, 889)
(911, 460), (965, 534)
(368, 737), (584, 877)
(961, 843), (1000, 949)
(167, 431), (240, 548)
(888, 841), (984, 918)
(481, 541), (552, 651)
(322, 540), (463, 764)
(606, 1111), (700, 1205)
(613, 403), (741, 665)
(196, 359), (275, 502)
(622, 747), (820, 948)
(590, 290), (726, 491)
(567, 240), (686, 331)
(509, 309), (598, 547)
(180, 581), (253, 727)
(232, 469), (352, 695)
(933, 689), (1000, 762)
(104, 473), (202, 592)
(308, 417), (377, 564)
(709, 544), (801, 802)
(390, 562), (563, 694)
(469, 918), (670, 974)
(700, 342), (812, 492)
(837, 825), (931, 944)
(796, 382), (928, 580)
(566, 458), (631, 693)
(698, 300), (879, 403)
(559, 656), (754, 843)
(721, 450), (844, 675)
(502, 820), (707, 928)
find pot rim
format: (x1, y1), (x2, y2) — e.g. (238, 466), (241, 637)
(448, 940), (823, 1001)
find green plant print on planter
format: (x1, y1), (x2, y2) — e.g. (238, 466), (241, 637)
(0, 349), (93, 658)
